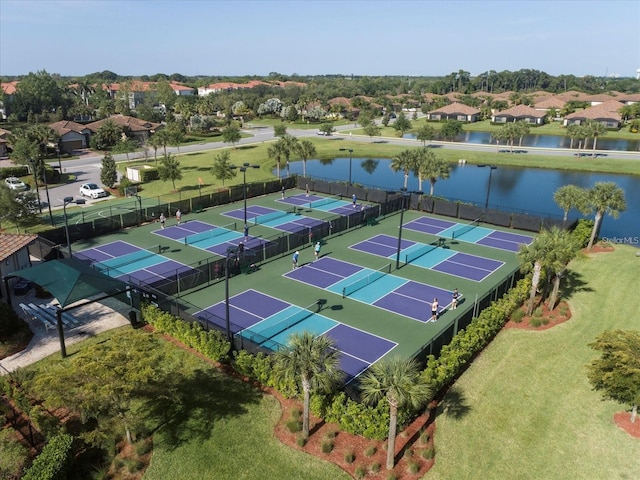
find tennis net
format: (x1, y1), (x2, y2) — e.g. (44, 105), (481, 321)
(451, 218), (482, 240)
(342, 263), (392, 298)
(184, 222), (236, 245)
(404, 243), (439, 265)
(253, 209), (291, 225)
(96, 246), (160, 273)
(309, 195), (342, 209)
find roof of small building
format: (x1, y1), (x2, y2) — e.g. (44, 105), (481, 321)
(0, 233), (38, 263)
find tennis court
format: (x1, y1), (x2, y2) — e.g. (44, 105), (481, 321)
(195, 289), (396, 382)
(279, 193), (361, 216)
(224, 205), (326, 234)
(402, 216), (533, 252)
(75, 240), (195, 285)
(284, 256), (453, 323)
(350, 234), (504, 282)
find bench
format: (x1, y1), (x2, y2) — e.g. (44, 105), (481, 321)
(19, 303), (56, 331)
(40, 304), (81, 327)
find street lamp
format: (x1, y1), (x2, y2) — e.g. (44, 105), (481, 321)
(62, 196), (86, 258)
(339, 148), (354, 186)
(477, 164), (497, 211)
(230, 162), (259, 226)
(395, 188), (411, 270)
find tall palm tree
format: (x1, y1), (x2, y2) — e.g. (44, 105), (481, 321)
(360, 358), (432, 470)
(553, 184), (589, 223)
(390, 149), (415, 189)
(517, 233), (553, 315)
(267, 143), (284, 179)
(545, 227), (580, 310)
(586, 182), (627, 249)
(276, 134), (298, 177)
(273, 332), (342, 439)
(295, 139), (316, 178)
(417, 149), (450, 196)
(585, 120), (607, 156)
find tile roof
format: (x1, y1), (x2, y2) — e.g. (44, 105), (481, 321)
(0, 233), (38, 262)
(428, 102), (480, 115)
(494, 104), (546, 118)
(1, 81), (19, 95)
(85, 115), (161, 133)
(564, 101), (624, 121)
(534, 97), (566, 109)
(48, 120), (89, 136)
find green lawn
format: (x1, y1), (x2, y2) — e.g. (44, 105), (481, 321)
(424, 245), (640, 480)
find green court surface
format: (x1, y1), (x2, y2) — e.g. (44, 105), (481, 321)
(71, 189), (524, 362)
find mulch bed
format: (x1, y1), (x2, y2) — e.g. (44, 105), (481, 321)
(614, 412), (640, 439)
(505, 299), (572, 330)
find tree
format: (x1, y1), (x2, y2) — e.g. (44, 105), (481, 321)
(390, 149), (415, 189)
(587, 330), (640, 423)
(553, 185), (589, 222)
(544, 227), (580, 310)
(439, 119), (463, 141)
(147, 134), (162, 164)
(166, 123), (185, 154)
(415, 124), (436, 147)
(221, 124), (242, 148)
(392, 112), (412, 137)
(0, 186), (40, 233)
(417, 149), (450, 196)
(100, 152), (118, 188)
(585, 182), (626, 249)
(517, 233), (553, 315)
(153, 129), (171, 156)
(157, 153), (182, 190)
(273, 123), (287, 137)
(276, 135), (298, 176)
(295, 139), (316, 178)
(11, 70), (65, 121)
(273, 332), (342, 439)
(92, 119), (122, 150)
(585, 120), (607, 156)
(318, 122), (334, 135)
(111, 137), (138, 162)
(360, 358), (432, 470)
(210, 151), (237, 186)
(267, 142), (285, 179)
(363, 123), (382, 140)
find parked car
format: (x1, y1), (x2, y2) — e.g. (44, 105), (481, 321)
(4, 177), (27, 190)
(79, 183), (108, 199)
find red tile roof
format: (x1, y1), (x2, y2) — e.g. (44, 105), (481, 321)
(1, 80), (19, 95)
(85, 115), (161, 133)
(48, 120), (89, 136)
(428, 102), (480, 115)
(0, 233), (38, 262)
(564, 101), (624, 121)
(494, 104), (546, 118)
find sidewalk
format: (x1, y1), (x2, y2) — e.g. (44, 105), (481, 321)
(0, 289), (131, 373)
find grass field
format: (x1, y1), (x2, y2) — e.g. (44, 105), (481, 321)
(424, 245), (640, 480)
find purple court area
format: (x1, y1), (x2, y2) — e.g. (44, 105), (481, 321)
(279, 194), (361, 216)
(286, 256), (362, 288)
(477, 230), (533, 252)
(224, 205), (274, 222)
(351, 234), (414, 258)
(404, 216), (455, 235)
(153, 220), (218, 241)
(205, 236), (273, 257)
(195, 289), (396, 382)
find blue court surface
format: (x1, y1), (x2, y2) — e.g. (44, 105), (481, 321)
(278, 193), (363, 216)
(153, 219), (271, 257)
(75, 240), (195, 285)
(284, 256), (456, 323)
(402, 216), (533, 252)
(350, 234), (504, 282)
(223, 205), (326, 234)
(195, 289), (397, 382)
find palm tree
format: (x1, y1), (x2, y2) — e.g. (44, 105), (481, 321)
(276, 134), (298, 177)
(545, 227), (580, 310)
(147, 134), (162, 164)
(517, 234), (553, 315)
(553, 185), (589, 223)
(586, 182), (627, 249)
(360, 358), (432, 470)
(273, 332), (342, 439)
(390, 149), (415, 189)
(585, 120), (607, 156)
(417, 149), (450, 196)
(267, 143), (284, 179)
(295, 139), (316, 178)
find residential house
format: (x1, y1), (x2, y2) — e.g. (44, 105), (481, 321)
(0, 80), (19, 120)
(170, 82), (195, 96)
(426, 102), (480, 122)
(0, 233), (37, 300)
(491, 105), (546, 125)
(85, 115), (162, 145)
(48, 121), (92, 153)
(0, 127), (10, 157)
(197, 80), (270, 96)
(533, 96), (566, 115)
(563, 101), (624, 128)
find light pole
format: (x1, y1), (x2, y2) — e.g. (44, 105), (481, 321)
(41, 164), (54, 226)
(477, 164), (497, 211)
(224, 246), (237, 342)
(63, 196), (86, 258)
(339, 148), (354, 186)
(395, 188), (410, 270)
(230, 162), (259, 226)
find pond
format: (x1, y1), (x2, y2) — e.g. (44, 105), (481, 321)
(283, 158), (640, 245)
(404, 131), (640, 152)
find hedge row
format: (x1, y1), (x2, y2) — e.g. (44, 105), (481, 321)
(141, 304), (230, 363)
(0, 165), (29, 179)
(22, 433), (73, 480)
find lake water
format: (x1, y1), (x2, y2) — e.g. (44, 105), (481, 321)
(285, 158), (640, 245)
(404, 131), (640, 152)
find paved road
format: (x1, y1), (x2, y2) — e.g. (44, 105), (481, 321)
(41, 123), (639, 210)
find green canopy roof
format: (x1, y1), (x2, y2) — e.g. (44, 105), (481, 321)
(15, 258), (129, 308)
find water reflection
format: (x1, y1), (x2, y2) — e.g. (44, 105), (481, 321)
(286, 158), (639, 242)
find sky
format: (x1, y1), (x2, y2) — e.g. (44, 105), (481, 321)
(1, 0), (639, 78)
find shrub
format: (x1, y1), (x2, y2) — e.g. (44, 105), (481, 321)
(386, 473), (398, 480)
(422, 446), (435, 459)
(403, 448), (413, 458)
(0, 302), (29, 341)
(354, 465), (366, 479)
(321, 440), (334, 453)
(285, 419), (302, 433)
(408, 460), (420, 474)
(296, 436), (306, 447)
(0, 429), (29, 480)
(344, 450), (355, 463)
(364, 445), (377, 457)
(290, 408), (301, 419)
(530, 317), (549, 327)
(22, 433), (74, 480)
(370, 462), (381, 473)
(325, 429), (337, 439)
(571, 219), (594, 248)
(419, 432), (430, 444)
(510, 308), (526, 323)
(533, 306), (543, 318)
(134, 439), (152, 456)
